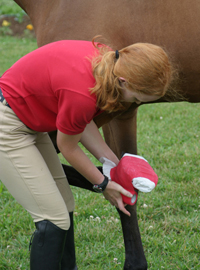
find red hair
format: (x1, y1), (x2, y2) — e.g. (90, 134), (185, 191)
(90, 38), (177, 112)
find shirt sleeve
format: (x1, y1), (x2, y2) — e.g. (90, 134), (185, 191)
(56, 89), (97, 135)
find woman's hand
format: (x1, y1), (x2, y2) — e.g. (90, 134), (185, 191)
(103, 181), (132, 216)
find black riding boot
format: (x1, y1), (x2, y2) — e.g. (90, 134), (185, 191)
(61, 212), (78, 270)
(30, 220), (67, 270)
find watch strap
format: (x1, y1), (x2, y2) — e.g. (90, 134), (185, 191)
(93, 176), (109, 193)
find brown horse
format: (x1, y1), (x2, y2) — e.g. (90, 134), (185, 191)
(13, 1), (200, 269)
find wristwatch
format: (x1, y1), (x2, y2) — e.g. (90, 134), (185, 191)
(93, 176), (109, 193)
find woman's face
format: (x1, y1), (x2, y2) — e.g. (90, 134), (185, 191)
(120, 82), (161, 104)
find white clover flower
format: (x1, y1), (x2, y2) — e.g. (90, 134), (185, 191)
(95, 217), (101, 222)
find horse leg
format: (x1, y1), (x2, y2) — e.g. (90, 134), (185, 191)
(102, 107), (148, 270)
(47, 131), (101, 190)
(61, 164), (100, 191)
(117, 205), (147, 270)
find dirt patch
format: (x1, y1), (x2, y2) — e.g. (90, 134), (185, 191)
(0, 14), (35, 38)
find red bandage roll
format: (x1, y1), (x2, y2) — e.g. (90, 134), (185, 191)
(110, 154), (158, 205)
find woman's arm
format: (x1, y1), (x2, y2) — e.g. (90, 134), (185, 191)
(57, 130), (104, 185)
(80, 120), (119, 165)
(57, 127), (132, 216)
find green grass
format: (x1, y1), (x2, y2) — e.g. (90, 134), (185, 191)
(0, 0), (24, 16)
(0, 36), (37, 71)
(0, 35), (199, 269)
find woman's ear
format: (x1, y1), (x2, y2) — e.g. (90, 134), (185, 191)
(119, 77), (126, 82)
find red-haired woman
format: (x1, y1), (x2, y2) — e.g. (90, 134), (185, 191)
(0, 38), (175, 269)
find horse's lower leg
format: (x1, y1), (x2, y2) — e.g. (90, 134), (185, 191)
(117, 205), (147, 270)
(62, 164), (98, 191)
(101, 109), (147, 269)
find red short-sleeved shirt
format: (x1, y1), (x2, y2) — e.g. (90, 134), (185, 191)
(0, 40), (103, 135)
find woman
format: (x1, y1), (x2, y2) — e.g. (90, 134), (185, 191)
(0, 38), (174, 269)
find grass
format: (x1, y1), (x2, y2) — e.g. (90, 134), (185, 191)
(0, 23), (200, 270)
(136, 103), (200, 270)
(0, 0), (24, 16)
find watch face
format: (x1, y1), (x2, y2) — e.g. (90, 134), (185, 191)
(93, 185), (103, 193)
(93, 177), (109, 193)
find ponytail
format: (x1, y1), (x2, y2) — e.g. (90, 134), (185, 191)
(90, 37), (178, 112)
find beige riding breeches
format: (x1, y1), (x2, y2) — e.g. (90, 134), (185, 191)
(0, 102), (75, 230)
